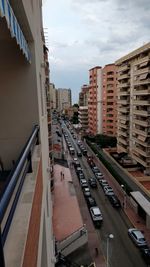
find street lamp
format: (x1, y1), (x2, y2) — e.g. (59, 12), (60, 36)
(107, 234), (114, 267)
(121, 184), (127, 209)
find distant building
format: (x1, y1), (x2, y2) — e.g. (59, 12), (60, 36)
(116, 42), (150, 175)
(57, 88), (72, 112)
(50, 83), (57, 110)
(102, 64), (117, 136)
(88, 66), (103, 135)
(78, 85), (89, 131)
(79, 84), (89, 106)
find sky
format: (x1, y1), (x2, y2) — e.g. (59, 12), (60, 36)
(42, 0), (150, 103)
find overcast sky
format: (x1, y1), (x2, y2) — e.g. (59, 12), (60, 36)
(42, 0), (150, 103)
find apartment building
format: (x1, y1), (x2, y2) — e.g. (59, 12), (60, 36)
(116, 42), (150, 175)
(57, 88), (72, 113)
(78, 85), (89, 131)
(0, 1), (54, 267)
(79, 84), (89, 106)
(102, 64), (117, 136)
(88, 66), (103, 135)
(50, 83), (57, 110)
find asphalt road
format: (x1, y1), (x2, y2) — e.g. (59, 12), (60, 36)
(62, 122), (147, 267)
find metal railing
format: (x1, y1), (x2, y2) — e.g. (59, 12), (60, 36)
(0, 125), (39, 267)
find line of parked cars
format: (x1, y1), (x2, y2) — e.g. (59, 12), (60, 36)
(73, 158), (103, 228)
(86, 156), (150, 264)
(86, 155), (121, 208)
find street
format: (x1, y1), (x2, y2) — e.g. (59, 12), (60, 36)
(62, 121), (147, 267)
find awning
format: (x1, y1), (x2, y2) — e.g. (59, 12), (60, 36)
(140, 61), (149, 68)
(130, 191), (150, 216)
(138, 135), (146, 142)
(139, 73), (148, 80)
(0, 0), (31, 63)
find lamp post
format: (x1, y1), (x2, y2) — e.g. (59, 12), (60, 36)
(121, 184), (127, 209)
(106, 234), (114, 267)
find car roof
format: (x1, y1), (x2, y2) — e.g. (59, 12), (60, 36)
(130, 229), (145, 238)
(91, 207), (101, 215)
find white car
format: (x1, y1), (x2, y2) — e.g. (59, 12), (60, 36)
(128, 228), (147, 247)
(95, 172), (104, 180)
(90, 206), (103, 227)
(103, 186), (114, 196)
(80, 179), (88, 188)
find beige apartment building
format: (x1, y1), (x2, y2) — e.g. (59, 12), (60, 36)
(50, 83), (57, 110)
(102, 64), (117, 136)
(0, 1), (54, 267)
(57, 88), (72, 113)
(78, 84), (89, 131)
(116, 42), (150, 175)
(88, 66), (103, 135)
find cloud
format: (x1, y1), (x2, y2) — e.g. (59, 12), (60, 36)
(43, 0), (150, 102)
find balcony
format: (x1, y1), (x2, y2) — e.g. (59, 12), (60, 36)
(118, 64), (130, 72)
(132, 153), (147, 167)
(133, 99), (150, 106)
(118, 90), (130, 96)
(117, 82), (130, 88)
(0, 0), (31, 63)
(118, 130), (128, 137)
(134, 78), (150, 86)
(119, 115), (129, 121)
(118, 73), (130, 81)
(133, 88), (150, 95)
(132, 127), (148, 136)
(118, 107), (129, 113)
(134, 119), (150, 127)
(0, 126), (44, 267)
(117, 99), (129, 105)
(134, 55), (150, 66)
(134, 66), (149, 76)
(117, 136), (129, 146)
(133, 109), (149, 117)
(117, 144), (128, 153)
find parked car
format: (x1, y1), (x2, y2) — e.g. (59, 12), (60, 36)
(74, 161), (80, 168)
(88, 178), (97, 188)
(80, 179), (88, 188)
(90, 206), (103, 228)
(82, 149), (87, 156)
(76, 167), (83, 174)
(103, 186), (114, 196)
(86, 197), (97, 208)
(108, 195), (121, 208)
(140, 246), (150, 264)
(95, 172), (104, 181)
(83, 187), (91, 198)
(77, 151), (82, 157)
(92, 166), (100, 173)
(128, 228), (147, 247)
(99, 179), (109, 188)
(78, 172), (85, 180)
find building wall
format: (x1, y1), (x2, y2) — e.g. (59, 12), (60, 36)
(79, 84), (89, 106)
(0, 0), (54, 266)
(102, 64), (117, 136)
(50, 83), (57, 110)
(116, 42), (150, 175)
(57, 88), (72, 112)
(88, 66), (102, 135)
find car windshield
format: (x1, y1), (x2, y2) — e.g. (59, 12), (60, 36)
(139, 238), (145, 242)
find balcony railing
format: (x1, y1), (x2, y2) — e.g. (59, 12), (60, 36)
(0, 125), (39, 267)
(0, 0), (31, 63)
